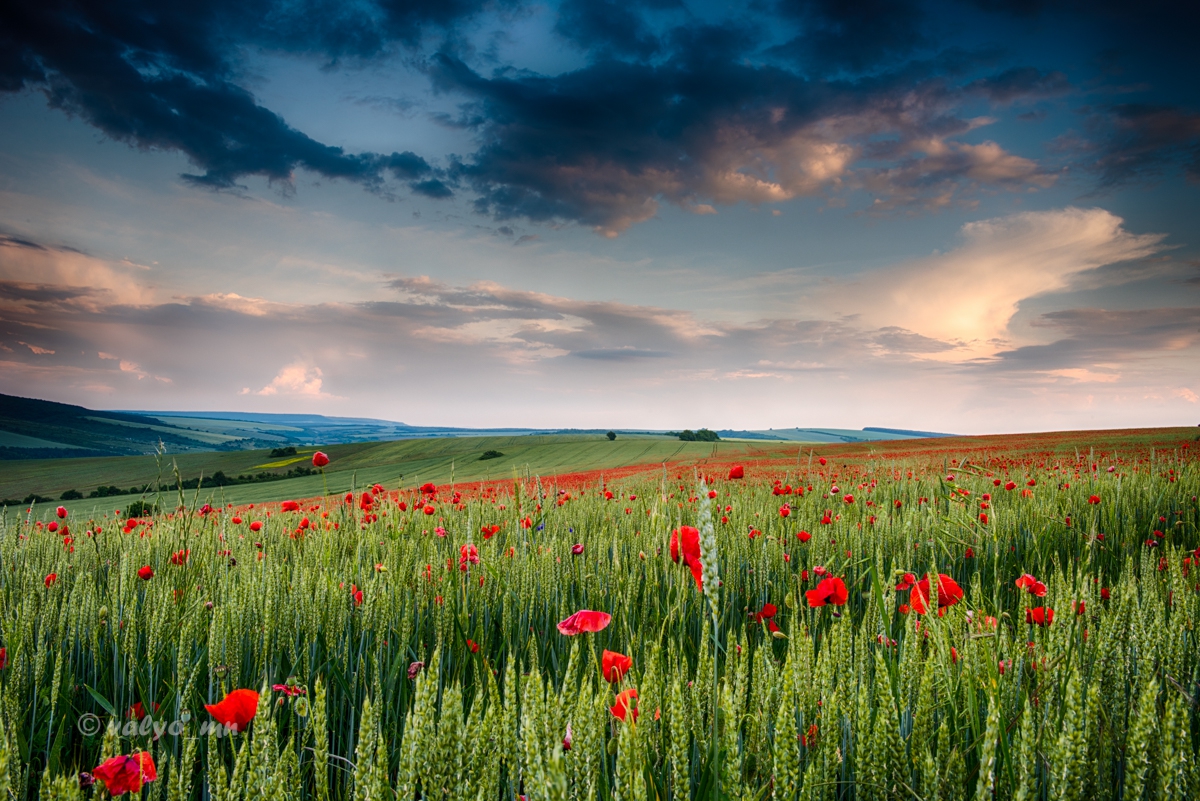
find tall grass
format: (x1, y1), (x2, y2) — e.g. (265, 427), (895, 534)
(0, 446), (1197, 800)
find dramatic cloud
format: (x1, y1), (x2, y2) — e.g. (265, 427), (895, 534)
(830, 208), (1164, 359)
(1061, 104), (1200, 187)
(0, 0), (1138, 235)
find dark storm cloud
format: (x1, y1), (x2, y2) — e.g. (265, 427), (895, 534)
(770, 0), (930, 75)
(964, 67), (1069, 104)
(2, 0), (1196, 234)
(434, 48), (1063, 231)
(988, 307), (1200, 370)
(554, 0), (683, 59)
(0, 0), (463, 193)
(0, 281), (97, 305)
(1060, 105), (1200, 188)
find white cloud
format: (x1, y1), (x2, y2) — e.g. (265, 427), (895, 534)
(829, 207), (1164, 360)
(242, 361), (337, 398)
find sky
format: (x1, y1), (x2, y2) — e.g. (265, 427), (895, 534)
(1, 0), (1198, 434)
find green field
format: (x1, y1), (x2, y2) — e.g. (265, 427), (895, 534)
(1, 427), (1196, 801)
(1, 434), (802, 512)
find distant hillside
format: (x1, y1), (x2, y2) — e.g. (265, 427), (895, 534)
(0, 394), (246, 458)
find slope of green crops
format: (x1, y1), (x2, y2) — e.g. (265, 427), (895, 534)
(2, 434), (795, 512)
(0, 437), (1197, 800)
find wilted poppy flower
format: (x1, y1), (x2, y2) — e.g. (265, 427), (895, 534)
(610, 688), (639, 722)
(204, 689), (259, 732)
(137, 566), (154, 581)
(895, 573), (916, 592)
(408, 661), (425, 679)
(728, 465), (744, 480)
(1014, 574), (1047, 597)
(910, 574), (963, 615)
(1026, 607), (1054, 627)
(312, 451), (330, 467)
(806, 577), (849, 607)
(563, 723), (573, 751)
(670, 526), (700, 564)
(602, 650), (633, 682)
(557, 610), (612, 636)
(93, 752), (156, 796)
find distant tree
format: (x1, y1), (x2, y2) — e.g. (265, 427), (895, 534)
(270, 446), (298, 457)
(606, 431), (616, 441)
(479, 450), (505, 461)
(126, 500), (157, 517)
(60, 488), (83, 500)
(679, 428), (719, 442)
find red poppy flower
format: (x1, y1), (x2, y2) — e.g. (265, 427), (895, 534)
(1100, 587), (1110, 600)
(420, 483), (437, 495)
(312, 451), (330, 467)
(895, 573), (916, 592)
(281, 501), (300, 512)
(557, 610), (612, 636)
(93, 752), (156, 796)
(728, 465), (744, 480)
(610, 688), (639, 722)
(423, 505), (435, 515)
(249, 521), (263, 532)
(0, 647), (6, 670)
(797, 530), (811, 543)
(56, 506), (68, 519)
(602, 650), (633, 682)
(910, 574), (963, 615)
(571, 543), (585, 555)
(44, 573), (57, 588)
(1014, 574), (1047, 597)
(1026, 607), (1054, 626)
(753, 603), (777, 623)
(1004, 481), (1016, 491)
(137, 565), (154, 580)
(350, 584), (363, 606)
(805, 576), (849, 607)
(467, 639), (480, 653)
(669, 526), (700, 564)
(204, 689), (260, 732)
(170, 549), (190, 566)
(481, 524), (500, 539)
(1087, 495), (1100, 505)
(898, 603), (911, 615)
(684, 553), (704, 590)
